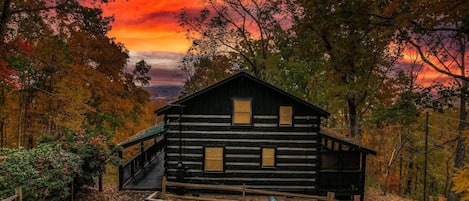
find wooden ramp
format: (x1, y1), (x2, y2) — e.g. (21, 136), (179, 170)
(122, 150), (165, 190)
(118, 123), (166, 190)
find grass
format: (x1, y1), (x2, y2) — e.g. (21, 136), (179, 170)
(103, 164), (119, 185)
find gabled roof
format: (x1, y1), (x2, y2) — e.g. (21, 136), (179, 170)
(155, 71), (330, 117)
(320, 127), (377, 155)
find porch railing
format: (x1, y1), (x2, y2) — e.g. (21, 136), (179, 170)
(118, 135), (165, 190)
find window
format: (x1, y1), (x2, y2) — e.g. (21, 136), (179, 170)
(233, 99), (252, 125)
(262, 147), (276, 167)
(279, 106), (293, 126)
(205, 147), (224, 172)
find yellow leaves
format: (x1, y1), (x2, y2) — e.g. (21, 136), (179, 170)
(452, 166), (469, 201)
(52, 64), (92, 132)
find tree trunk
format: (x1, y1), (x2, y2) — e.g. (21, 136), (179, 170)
(348, 97), (361, 138)
(444, 157), (452, 197)
(0, 0), (11, 39)
(399, 155), (403, 194)
(448, 82), (467, 201)
(404, 155), (413, 196)
(17, 91), (23, 148)
(0, 0), (10, 148)
(0, 83), (5, 148)
(0, 116), (4, 148)
(384, 167), (391, 195)
(383, 134), (400, 195)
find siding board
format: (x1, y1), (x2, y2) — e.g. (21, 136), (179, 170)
(167, 140), (317, 149)
(160, 73), (326, 195)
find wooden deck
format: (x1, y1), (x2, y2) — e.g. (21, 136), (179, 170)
(122, 151), (165, 190)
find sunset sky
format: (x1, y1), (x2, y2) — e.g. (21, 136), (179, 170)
(101, 0), (453, 87)
(102, 0), (200, 86)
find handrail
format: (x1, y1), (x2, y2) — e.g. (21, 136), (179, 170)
(118, 135), (165, 189)
(122, 135), (163, 167)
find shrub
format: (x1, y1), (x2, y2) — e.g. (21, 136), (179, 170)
(0, 144), (82, 201)
(39, 126), (122, 192)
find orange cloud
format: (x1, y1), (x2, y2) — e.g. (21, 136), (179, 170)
(398, 47), (455, 87)
(102, 0), (202, 52)
(108, 28), (190, 52)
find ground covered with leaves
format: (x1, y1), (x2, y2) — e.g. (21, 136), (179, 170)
(76, 185), (415, 201)
(75, 185), (149, 201)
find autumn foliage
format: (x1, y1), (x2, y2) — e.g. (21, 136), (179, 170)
(0, 0), (157, 196)
(179, 0), (469, 201)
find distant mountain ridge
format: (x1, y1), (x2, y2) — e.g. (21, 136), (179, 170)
(143, 85), (183, 100)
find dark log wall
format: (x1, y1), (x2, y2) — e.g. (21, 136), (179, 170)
(162, 75), (322, 116)
(163, 77), (322, 194)
(165, 114), (320, 193)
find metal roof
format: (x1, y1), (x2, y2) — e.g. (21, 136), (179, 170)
(118, 123), (165, 148)
(320, 127), (377, 155)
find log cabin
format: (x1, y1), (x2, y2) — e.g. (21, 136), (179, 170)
(154, 71), (376, 200)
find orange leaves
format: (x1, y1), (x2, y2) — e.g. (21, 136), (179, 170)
(0, 1), (151, 151)
(0, 59), (15, 82)
(9, 38), (32, 54)
(0, 38), (32, 89)
(90, 136), (102, 145)
(0, 38), (35, 88)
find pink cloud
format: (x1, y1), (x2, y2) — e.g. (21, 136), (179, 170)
(126, 51), (185, 86)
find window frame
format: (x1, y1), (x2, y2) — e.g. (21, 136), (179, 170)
(232, 98), (253, 126)
(261, 147), (277, 168)
(278, 105), (293, 126)
(203, 146), (225, 172)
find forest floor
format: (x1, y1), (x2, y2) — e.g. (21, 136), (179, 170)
(75, 184), (416, 201)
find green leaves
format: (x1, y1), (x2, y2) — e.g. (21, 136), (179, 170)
(133, 59), (152, 87)
(0, 144), (81, 201)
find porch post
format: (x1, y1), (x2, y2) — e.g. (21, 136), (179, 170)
(360, 153), (367, 201)
(140, 142), (145, 167)
(118, 150), (123, 190)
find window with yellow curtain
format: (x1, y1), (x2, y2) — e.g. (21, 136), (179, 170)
(279, 106), (293, 126)
(262, 147), (276, 167)
(205, 147), (224, 172)
(233, 99), (252, 125)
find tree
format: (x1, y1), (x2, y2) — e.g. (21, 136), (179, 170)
(0, 0), (114, 148)
(387, 1), (469, 200)
(294, 0), (400, 138)
(178, 0), (295, 78)
(133, 59), (151, 87)
(182, 55), (232, 95)
(0, 0), (153, 194)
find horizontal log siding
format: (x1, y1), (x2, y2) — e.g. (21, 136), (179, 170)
(164, 114), (320, 193)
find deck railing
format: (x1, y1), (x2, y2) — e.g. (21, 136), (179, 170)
(146, 176), (337, 201)
(1, 188), (22, 201)
(118, 135), (165, 189)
